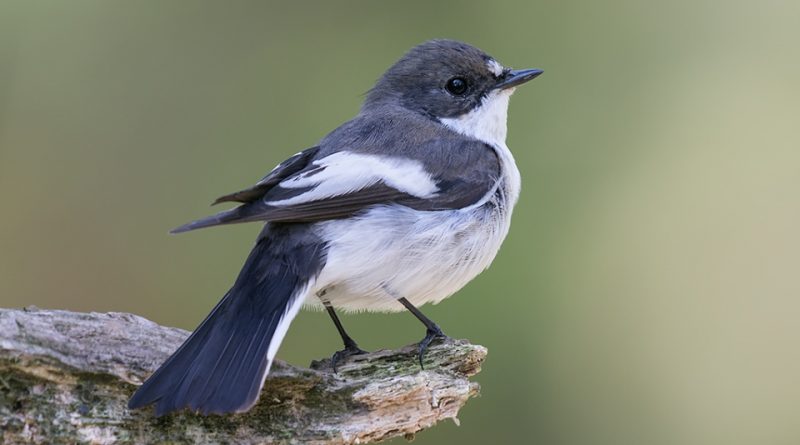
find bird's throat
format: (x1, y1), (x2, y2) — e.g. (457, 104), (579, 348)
(440, 89), (512, 147)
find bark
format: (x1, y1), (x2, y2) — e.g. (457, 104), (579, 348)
(0, 306), (486, 444)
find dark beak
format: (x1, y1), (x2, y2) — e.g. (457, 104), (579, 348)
(494, 68), (544, 90)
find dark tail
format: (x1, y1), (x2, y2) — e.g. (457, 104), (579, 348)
(128, 225), (325, 416)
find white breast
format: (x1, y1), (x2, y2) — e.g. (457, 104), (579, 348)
(308, 198), (513, 312)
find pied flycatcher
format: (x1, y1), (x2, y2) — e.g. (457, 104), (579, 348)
(128, 39), (542, 416)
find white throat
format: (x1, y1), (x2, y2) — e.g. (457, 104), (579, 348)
(440, 89), (513, 147)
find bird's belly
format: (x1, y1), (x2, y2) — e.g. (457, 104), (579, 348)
(306, 202), (511, 312)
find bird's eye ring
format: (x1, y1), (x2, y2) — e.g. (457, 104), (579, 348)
(445, 77), (468, 95)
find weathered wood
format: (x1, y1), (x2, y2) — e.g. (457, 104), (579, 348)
(0, 307), (486, 444)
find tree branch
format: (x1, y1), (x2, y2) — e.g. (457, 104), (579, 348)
(0, 307), (486, 444)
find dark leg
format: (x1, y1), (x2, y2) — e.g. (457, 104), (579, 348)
(321, 299), (367, 372)
(397, 297), (448, 369)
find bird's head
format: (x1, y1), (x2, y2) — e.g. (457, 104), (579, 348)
(364, 39), (542, 144)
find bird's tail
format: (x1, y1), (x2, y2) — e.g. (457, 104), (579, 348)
(128, 225), (325, 416)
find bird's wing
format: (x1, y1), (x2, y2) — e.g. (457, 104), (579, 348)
(171, 139), (500, 233)
(211, 146), (321, 205)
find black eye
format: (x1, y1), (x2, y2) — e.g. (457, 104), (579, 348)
(445, 77), (468, 95)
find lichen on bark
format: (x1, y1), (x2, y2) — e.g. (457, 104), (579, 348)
(0, 307), (486, 444)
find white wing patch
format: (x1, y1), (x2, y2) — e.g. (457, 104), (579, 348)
(266, 151), (439, 206)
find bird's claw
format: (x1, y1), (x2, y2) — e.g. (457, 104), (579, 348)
(331, 341), (368, 373)
(418, 325), (447, 369)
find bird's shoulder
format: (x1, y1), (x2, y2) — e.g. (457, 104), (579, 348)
(316, 107), (501, 177)
(212, 108), (501, 213)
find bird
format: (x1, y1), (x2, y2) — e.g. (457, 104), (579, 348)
(127, 39), (542, 416)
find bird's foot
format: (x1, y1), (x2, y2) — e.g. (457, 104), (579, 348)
(331, 340), (368, 373)
(417, 325), (448, 369)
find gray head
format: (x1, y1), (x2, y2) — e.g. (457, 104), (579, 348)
(364, 39), (542, 121)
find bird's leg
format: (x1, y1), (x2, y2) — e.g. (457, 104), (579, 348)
(397, 297), (449, 369)
(319, 294), (367, 372)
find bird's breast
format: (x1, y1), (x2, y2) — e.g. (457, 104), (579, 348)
(308, 146), (520, 313)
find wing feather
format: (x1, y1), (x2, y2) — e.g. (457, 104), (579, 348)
(172, 139), (500, 233)
(212, 147), (320, 205)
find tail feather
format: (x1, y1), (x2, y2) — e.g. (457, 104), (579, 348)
(129, 224), (325, 415)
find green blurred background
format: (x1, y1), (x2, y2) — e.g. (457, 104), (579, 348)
(2, 1), (799, 444)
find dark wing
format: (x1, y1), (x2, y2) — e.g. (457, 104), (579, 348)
(211, 147), (320, 205)
(171, 139), (500, 233)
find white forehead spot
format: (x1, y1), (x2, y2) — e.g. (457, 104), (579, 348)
(486, 59), (504, 77)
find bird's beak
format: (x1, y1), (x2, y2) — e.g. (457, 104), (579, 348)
(494, 68), (544, 90)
